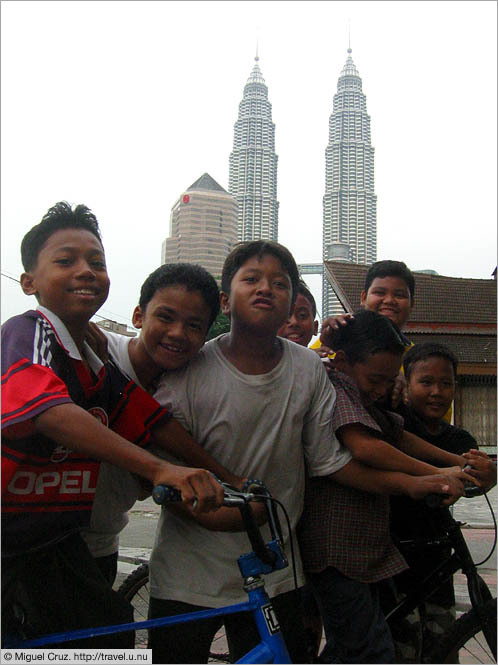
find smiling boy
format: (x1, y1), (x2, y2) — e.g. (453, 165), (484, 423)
(82, 263), (242, 581)
(388, 343), (496, 661)
(1, 203), (223, 647)
(277, 279), (318, 347)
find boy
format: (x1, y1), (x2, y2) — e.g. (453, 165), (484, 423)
(298, 312), (477, 664)
(388, 343), (496, 662)
(83, 263), (243, 582)
(146, 241), (468, 663)
(319, 259), (415, 339)
(277, 279), (318, 347)
(1, 202), (223, 647)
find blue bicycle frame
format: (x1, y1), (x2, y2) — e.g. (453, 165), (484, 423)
(4, 484), (293, 664)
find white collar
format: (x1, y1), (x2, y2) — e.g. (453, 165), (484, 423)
(36, 306), (104, 375)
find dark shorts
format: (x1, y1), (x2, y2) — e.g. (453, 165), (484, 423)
(2, 533), (134, 649)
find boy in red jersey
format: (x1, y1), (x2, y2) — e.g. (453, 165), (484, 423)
(1, 202), (224, 648)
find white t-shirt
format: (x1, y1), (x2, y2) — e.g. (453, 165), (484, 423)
(149, 334), (352, 607)
(81, 332), (146, 558)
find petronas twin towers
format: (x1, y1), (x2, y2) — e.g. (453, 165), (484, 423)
(229, 48), (377, 318)
(229, 55), (279, 243)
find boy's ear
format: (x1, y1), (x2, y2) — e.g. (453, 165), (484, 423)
(313, 320), (319, 336)
(220, 291), (230, 316)
(20, 272), (37, 296)
(132, 306), (144, 329)
(360, 290), (367, 306)
(333, 349), (348, 371)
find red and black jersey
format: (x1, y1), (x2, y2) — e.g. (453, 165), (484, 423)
(2, 308), (169, 558)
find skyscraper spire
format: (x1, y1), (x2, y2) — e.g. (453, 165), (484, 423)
(229, 54), (279, 242)
(322, 46), (377, 317)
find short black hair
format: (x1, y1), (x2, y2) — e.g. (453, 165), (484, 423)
(21, 201), (103, 271)
(221, 240), (300, 307)
(139, 263), (220, 329)
(329, 309), (406, 364)
(364, 260), (415, 300)
(403, 343), (458, 380)
(297, 279), (317, 318)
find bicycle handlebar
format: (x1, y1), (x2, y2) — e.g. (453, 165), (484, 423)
(425, 482), (487, 508)
(152, 480), (284, 569)
(151, 483), (257, 507)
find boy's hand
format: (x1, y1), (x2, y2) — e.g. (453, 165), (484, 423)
(405, 473), (465, 506)
(152, 464), (224, 513)
(319, 313), (354, 348)
(438, 465), (481, 486)
(390, 372), (408, 408)
(86, 322), (109, 363)
(462, 450), (497, 489)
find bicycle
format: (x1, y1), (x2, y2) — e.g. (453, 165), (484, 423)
(384, 486), (497, 664)
(119, 486), (497, 664)
(4, 481), (297, 664)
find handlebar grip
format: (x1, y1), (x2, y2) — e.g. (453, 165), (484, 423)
(464, 483), (484, 498)
(152, 485), (182, 504)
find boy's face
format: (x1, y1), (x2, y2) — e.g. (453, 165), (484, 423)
(220, 253), (293, 334)
(337, 350), (402, 405)
(360, 276), (413, 329)
(132, 285), (211, 372)
(407, 356), (455, 424)
(277, 293), (318, 347)
(20, 228), (109, 330)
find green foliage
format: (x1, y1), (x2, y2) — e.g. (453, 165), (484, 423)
(206, 311), (230, 341)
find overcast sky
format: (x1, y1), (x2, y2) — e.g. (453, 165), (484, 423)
(2, 0), (496, 328)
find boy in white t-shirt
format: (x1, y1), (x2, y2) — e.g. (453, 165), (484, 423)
(147, 241), (465, 664)
(82, 263), (243, 582)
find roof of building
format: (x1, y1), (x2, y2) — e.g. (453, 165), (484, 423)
(187, 173), (227, 193)
(405, 333), (497, 366)
(324, 261), (497, 326)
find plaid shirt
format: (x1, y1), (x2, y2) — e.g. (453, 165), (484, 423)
(298, 371), (407, 583)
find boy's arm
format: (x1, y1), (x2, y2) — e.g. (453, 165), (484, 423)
(398, 430), (466, 468)
(150, 418), (244, 489)
(330, 458), (467, 506)
(338, 423), (461, 477)
(33, 403), (224, 512)
(166, 501), (267, 531)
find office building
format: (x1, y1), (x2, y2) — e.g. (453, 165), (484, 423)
(162, 173), (238, 280)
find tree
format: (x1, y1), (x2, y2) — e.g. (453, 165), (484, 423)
(206, 311), (230, 341)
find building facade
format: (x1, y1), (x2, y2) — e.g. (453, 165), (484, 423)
(162, 173), (238, 281)
(322, 48), (377, 317)
(229, 54), (279, 242)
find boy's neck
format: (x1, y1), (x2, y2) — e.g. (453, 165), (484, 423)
(420, 417), (445, 435)
(128, 337), (163, 393)
(219, 327), (283, 375)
